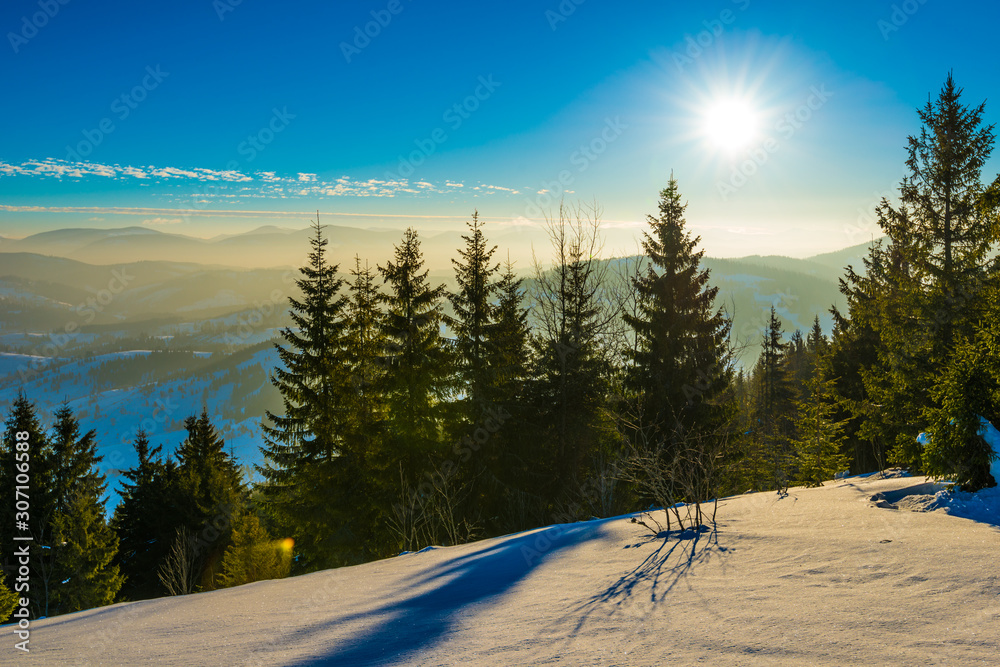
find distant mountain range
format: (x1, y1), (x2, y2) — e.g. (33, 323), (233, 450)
(0, 224), (879, 367)
(0, 224), (880, 277)
(0, 224), (551, 272)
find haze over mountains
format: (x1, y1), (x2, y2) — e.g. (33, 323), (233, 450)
(0, 223), (555, 272)
(0, 224), (877, 358)
(0, 224), (875, 339)
(0, 223), (877, 275)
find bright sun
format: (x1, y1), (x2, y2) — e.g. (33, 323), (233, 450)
(703, 99), (758, 152)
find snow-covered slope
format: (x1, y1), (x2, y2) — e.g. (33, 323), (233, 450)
(25, 475), (1000, 666)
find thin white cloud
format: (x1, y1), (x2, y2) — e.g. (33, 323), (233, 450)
(484, 184), (520, 194)
(0, 203), (523, 223)
(0, 158), (523, 203)
(121, 166), (149, 179)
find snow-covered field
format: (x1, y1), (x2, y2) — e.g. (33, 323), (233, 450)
(24, 474), (1000, 666)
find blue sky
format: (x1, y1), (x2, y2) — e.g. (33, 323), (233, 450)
(1, 0), (998, 256)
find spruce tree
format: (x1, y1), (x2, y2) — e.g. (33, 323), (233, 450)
(450, 211), (500, 414)
(624, 177), (732, 437)
(337, 255), (391, 559)
(528, 203), (613, 508)
(752, 307), (796, 492)
(793, 370), (850, 487)
(216, 510), (291, 588)
(112, 429), (182, 600)
(175, 410), (246, 589)
(379, 227), (453, 475)
(840, 75), (1000, 475)
(477, 258), (532, 532)
(622, 177), (733, 509)
(47, 405), (123, 614)
(923, 321), (1000, 490)
(258, 215), (353, 570)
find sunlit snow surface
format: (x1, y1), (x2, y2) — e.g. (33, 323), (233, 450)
(21, 475), (1000, 666)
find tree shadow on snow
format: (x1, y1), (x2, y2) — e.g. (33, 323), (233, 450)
(287, 520), (604, 666)
(540, 520), (731, 652)
(597, 524), (725, 608)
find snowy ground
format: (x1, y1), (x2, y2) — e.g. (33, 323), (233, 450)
(22, 473), (1000, 666)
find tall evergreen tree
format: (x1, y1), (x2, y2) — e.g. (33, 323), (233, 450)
(450, 211), (500, 413)
(379, 227), (453, 476)
(258, 215), (353, 570)
(751, 307), (796, 492)
(793, 370), (850, 487)
(622, 176), (733, 504)
(337, 255), (391, 559)
(838, 75), (1000, 475)
(48, 405), (123, 614)
(175, 411), (246, 589)
(112, 429), (182, 601)
(923, 321), (1000, 490)
(623, 177), (732, 424)
(528, 203), (614, 508)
